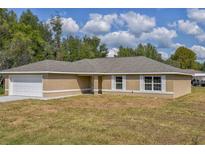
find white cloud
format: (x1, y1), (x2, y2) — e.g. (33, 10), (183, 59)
(46, 17), (79, 34)
(61, 17), (79, 34)
(177, 19), (205, 42)
(178, 20), (203, 35)
(196, 33), (205, 42)
(100, 31), (137, 48)
(140, 27), (177, 48)
(107, 48), (119, 57)
(167, 21), (177, 28)
(81, 13), (117, 35)
(191, 45), (205, 60)
(187, 9), (205, 23)
(120, 11), (155, 35)
(159, 51), (169, 60)
(171, 43), (185, 49)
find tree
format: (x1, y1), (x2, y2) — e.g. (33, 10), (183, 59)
(0, 9), (54, 70)
(117, 43), (163, 61)
(201, 62), (205, 72)
(60, 36), (108, 61)
(170, 46), (197, 69)
(117, 46), (136, 57)
(0, 9), (18, 69)
(50, 15), (62, 59)
(82, 36), (108, 58)
(19, 9), (39, 29)
(136, 43), (162, 61)
(165, 59), (180, 68)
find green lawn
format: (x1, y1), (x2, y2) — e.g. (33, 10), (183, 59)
(0, 87), (205, 144)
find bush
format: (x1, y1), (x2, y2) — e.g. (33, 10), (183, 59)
(0, 86), (4, 95)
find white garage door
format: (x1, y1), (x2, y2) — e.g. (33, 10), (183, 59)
(9, 75), (43, 97)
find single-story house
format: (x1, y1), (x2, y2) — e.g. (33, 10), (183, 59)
(0, 56), (192, 99)
(185, 69), (205, 86)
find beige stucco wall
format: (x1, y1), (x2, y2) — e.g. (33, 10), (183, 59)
(91, 75), (98, 89)
(102, 75), (174, 92)
(166, 75), (174, 92)
(126, 75), (140, 91)
(172, 75), (192, 98)
(43, 74), (91, 91)
(101, 74), (191, 98)
(102, 75), (111, 89)
(43, 74), (91, 97)
(3, 75), (9, 96)
(2, 73), (191, 98)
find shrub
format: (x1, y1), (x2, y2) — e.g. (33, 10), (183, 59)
(0, 86), (4, 95)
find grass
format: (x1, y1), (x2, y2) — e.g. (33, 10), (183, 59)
(0, 87), (205, 144)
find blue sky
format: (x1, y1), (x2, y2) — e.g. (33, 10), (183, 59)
(11, 8), (205, 61)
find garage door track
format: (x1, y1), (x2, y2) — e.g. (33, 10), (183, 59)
(0, 96), (32, 103)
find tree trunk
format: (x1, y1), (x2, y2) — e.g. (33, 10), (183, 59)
(0, 76), (3, 86)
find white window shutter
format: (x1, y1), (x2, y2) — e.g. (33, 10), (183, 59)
(161, 75), (166, 92)
(140, 75), (144, 91)
(123, 75), (126, 91)
(111, 75), (115, 90)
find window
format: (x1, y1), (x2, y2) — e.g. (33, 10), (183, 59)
(153, 77), (162, 91)
(145, 77), (152, 90)
(116, 76), (123, 90)
(144, 76), (162, 91)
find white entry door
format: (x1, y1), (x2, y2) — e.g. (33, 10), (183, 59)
(9, 75), (43, 97)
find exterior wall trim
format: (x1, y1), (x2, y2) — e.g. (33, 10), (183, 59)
(43, 88), (173, 95)
(43, 88), (91, 93)
(8, 75), (12, 95)
(122, 75), (126, 90)
(102, 89), (174, 95)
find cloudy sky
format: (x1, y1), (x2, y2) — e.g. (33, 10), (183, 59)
(12, 8), (205, 61)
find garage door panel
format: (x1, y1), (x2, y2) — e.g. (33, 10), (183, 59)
(10, 75), (43, 97)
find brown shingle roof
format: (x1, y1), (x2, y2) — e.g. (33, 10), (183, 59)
(0, 56), (191, 75)
(183, 69), (204, 75)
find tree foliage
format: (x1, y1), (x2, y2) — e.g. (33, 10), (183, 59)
(169, 47), (197, 69)
(0, 9), (108, 71)
(59, 36), (108, 61)
(117, 43), (163, 62)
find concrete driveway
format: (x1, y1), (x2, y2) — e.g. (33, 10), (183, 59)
(0, 95), (78, 103)
(0, 96), (32, 103)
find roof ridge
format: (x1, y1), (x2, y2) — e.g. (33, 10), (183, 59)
(72, 56), (145, 62)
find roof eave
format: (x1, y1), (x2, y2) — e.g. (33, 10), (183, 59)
(0, 71), (192, 76)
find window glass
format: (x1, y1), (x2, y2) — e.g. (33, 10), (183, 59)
(154, 77), (161, 84)
(116, 76), (123, 90)
(145, 77), (152, 83)
(144, 76), (152, 91)
(144, 76), (162, 91)
(116, 76), (122, 83)
(145, 84), (152, 90)
(154, 84), (161, 91)
(153, 77), (162, 91)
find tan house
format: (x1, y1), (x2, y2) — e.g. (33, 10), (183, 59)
(0, 56), (192, 99)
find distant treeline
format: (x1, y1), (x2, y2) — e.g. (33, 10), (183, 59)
(0, 9), (204, 71)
